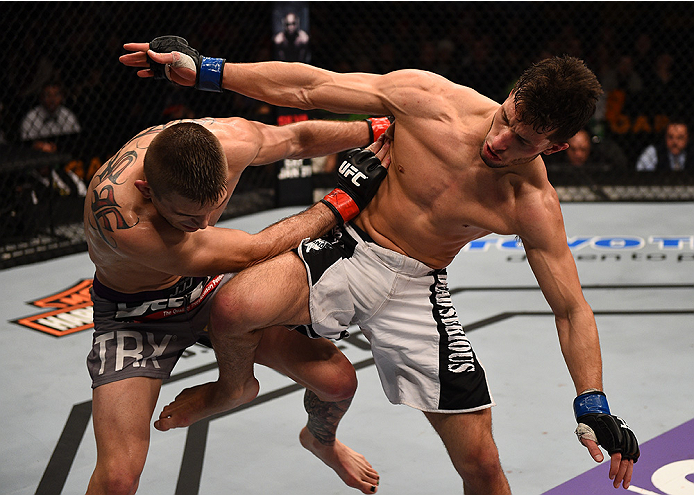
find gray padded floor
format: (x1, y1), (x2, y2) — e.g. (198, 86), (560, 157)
(2, 203), (693, 495)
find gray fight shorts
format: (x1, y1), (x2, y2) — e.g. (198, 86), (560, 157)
(87, 274), (232, 388)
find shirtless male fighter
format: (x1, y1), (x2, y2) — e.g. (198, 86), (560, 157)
(83, 112), (391, 494)
(120, 37), (640, 493)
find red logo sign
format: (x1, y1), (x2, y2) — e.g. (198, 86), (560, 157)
(13, 279), (94, 336)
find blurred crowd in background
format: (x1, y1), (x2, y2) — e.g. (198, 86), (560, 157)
(1, 2), (692, 264)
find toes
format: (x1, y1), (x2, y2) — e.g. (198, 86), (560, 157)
(153, 418), (170, 431)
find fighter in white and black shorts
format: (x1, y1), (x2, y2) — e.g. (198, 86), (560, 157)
(87, 273), (232, 388)
(295, 223), (494, 413)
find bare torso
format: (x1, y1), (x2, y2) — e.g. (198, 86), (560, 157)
(353, 85), (554, 269)
(84, 119), (240, 293)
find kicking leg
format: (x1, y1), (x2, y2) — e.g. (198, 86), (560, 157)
(256, 327), (380, 493)
(154, 251), (314, 431)
(424, 408), (511, 495)
(87, 377), (161, 495)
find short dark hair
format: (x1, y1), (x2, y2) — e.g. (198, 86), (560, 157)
(144, 122), (227, 206)
(667, 118), (688, 130)
(512, 55), (603, 143)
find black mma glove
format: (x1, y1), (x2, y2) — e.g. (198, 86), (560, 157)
(148, 36), (226, 92)
(573, 390), (640, 462)
(321, 148), (387, 225)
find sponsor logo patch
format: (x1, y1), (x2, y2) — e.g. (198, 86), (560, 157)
(12, 279), (94, 337)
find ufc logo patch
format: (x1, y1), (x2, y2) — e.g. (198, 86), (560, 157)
(339, 161), (367, 186)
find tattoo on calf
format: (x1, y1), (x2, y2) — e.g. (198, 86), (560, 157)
(304, 390), (353, 445)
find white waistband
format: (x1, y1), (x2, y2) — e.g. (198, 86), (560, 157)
(345, 224), (438, 277)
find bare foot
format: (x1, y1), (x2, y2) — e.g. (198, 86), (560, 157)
(299, 426), (380, 493)
(154, 378), (259, 431)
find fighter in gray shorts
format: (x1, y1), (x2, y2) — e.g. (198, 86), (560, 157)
(296, 224), (494, 413)
(87, 273), (231, 388)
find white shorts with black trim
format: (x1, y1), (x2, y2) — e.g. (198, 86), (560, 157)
(296, 224), (495, 413)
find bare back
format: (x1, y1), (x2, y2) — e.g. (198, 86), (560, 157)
(84, 118), (252, 293)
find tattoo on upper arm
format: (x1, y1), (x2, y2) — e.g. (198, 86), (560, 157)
(88, 150), (140, 247)
(94, 150), (136, 187)
(89, 184), (139, 248)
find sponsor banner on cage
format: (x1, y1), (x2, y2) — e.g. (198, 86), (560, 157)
(12, 279), (94, 337)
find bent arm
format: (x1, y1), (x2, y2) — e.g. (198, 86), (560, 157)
(225, 118), (374, 167)
(123, 202), (336, 277)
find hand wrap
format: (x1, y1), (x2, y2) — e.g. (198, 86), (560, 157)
(148, 36), (226, 92)
(573, 391), (640, 462)
(366, 116), (394, 143)
(321, 148), (387, 225)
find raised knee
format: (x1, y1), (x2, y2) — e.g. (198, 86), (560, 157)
(313, 361), (357, 402)
(318, 376), (357, 402)
(209, 287), (254, 330)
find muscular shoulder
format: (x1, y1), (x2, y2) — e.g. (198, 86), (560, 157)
(203, 117), (261, 169)
(512, 175), (565, 248)
(380, 70), (495, 123)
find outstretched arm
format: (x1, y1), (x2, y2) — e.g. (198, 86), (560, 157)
(119, 38), (449, 119)
(119, 137), (390, 277)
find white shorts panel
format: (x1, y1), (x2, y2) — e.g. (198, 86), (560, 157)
(297, 225), (494, 413)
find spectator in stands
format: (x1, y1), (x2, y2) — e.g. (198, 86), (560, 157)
(565, 129), (592, 167)
(545, 128), (628, 173)
(20, 82), (81, 153)
(19, 81), (86, 203)
(636, 120), (690, 172)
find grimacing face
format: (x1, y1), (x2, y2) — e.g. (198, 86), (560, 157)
(480, 96), (567, 169)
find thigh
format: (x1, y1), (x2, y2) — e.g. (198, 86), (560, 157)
(92, 377), (162, 469)
(424, 408), (498, 463)
(214, 251), (312, 329)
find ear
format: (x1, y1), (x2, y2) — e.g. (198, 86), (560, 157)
(134, 179), (154, 199)
(542, 142), (569, 156)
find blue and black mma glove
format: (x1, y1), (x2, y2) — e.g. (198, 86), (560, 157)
(321, 148), (387, 225)
(147, 36), (226, 92)
(573, 390), (640, 462)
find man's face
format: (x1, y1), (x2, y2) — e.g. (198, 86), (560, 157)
(566, 131), (591, 166)
(41, 86), (63, 113)
(665, 124), (688, 156)
(151, 191), (225, 233)
(481, 95), (567, 169)
(284, 14), (298, 35)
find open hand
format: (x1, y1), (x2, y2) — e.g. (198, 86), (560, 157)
(119, 43), (197, 87)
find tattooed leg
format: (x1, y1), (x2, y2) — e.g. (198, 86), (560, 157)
(299, 390), (380, 493)
(304, 390), (352, 444)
